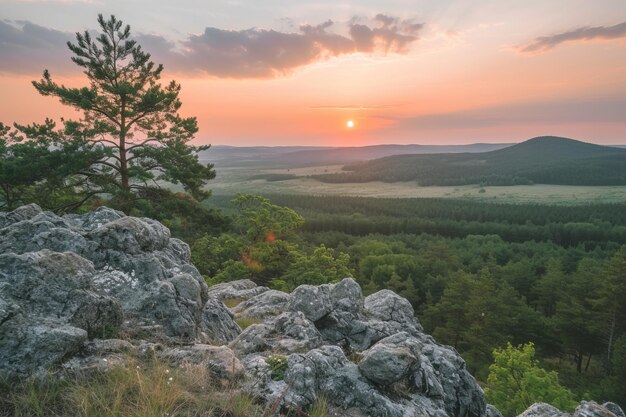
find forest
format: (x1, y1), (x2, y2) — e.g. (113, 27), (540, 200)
(313, 137), (626, 186)
(197, 194), (626, 407)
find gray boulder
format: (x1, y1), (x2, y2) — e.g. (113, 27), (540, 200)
(284, 345), (410, 417)
(517, 404), (570, 417)
(574, 402), (625, 417)
(603, 403), (626, 417)
(287, 284), (333, 322)
(358, 341), (416, 385)
(230, 311), (323, 355)
(206, 279), (268, 301)
(487, 405), (504, 417)
(244, 278), (486, 417)
(517, 402), (626, 417)
(0, 250), (122, 379)
(232, 289), (290, 318)
(0, 204), (241, 379)
(201, 298), (241, 343)
(364, 289), (423, 334)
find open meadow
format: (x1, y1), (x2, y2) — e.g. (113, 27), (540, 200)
(210, 165), (626, 205)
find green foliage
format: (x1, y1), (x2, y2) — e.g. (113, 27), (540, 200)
(191, 234), (244, 277)
(24, 14), (215, 212)
(424, 270), (545, 376)
(231, 194), (303, 242)
(191, 195), (342, 288)
(265, 354), (288, 381)
(274, 244), (353, 291)
(485, 343), (578, 417)
(0, 120), (104, 212)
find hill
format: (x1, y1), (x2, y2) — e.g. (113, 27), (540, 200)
(312, 136), (626, 186)
(199, 143), (511, 168)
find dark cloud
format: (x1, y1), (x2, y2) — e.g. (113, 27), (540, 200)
(518, 21), (626, 53)
(0, 20), (74, 74)
(0, 15), (423, 78)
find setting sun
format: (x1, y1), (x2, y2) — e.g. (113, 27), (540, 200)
(346, 120), (355, 128)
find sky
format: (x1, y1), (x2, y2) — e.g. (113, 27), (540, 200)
(1, 0), (626, 146)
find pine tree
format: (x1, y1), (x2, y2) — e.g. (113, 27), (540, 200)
(32, 14), (215, 212)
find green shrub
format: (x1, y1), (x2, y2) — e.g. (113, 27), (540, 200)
(265, 354), (289, 381)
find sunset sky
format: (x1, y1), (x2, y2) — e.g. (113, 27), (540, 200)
(1, 0), (626, 146)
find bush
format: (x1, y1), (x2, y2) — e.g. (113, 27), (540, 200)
(485, 343), (577, 417)
(265, 354), (289, 381)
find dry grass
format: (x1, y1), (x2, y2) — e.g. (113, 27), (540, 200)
(0, 357), (266, 417)
(0, 352), (336, 417)
(308, 396), (330, 417)
(223, 298), (244, 308)
(235, 316), (262, 329)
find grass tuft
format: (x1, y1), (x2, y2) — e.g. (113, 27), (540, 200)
(235, 316), (262, 329)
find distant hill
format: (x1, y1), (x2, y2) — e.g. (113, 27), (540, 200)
(312, 136), (626, 186)
(199, 143), (511, 168)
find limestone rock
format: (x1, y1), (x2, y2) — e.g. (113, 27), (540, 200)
(517, 401), (625, 417)
(201, 298), (241, 343)
(487, 405), (504, 417)
(230, 311), (323, 355)
(603, 403), (626, 417)
(0, 204), (240, 379)
(231, 289), (290, 318)
(517, 403), (570, 417)
(206, 279), (268, 301)
(358, 341), (416, 385)
(287, 284), (333, 322)
(574, 402), (625, 417)
(284, 345), (409, 417)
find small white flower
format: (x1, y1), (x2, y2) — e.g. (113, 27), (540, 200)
(165, 369), (170, 374)
(102, 358), (108, 362)
(168, 377), (173, 381)
(136, 365), (140, 369)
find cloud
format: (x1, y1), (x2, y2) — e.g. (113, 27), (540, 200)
(518, 21), (626, 53)
(0, 15), (423, 78)
(180, 16), (422, 78)
(0, 20), (74, 74)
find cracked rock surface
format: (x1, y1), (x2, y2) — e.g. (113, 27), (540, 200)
(0, 204), (239, 379)
(517, 402), (625, 417)
(226, 277), (488, 417)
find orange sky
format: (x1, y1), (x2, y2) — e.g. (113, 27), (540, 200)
(1, 0), (626, 146)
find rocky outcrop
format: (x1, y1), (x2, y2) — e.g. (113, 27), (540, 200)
(518, 402), (625, 417)
(0, 204), (239, 379)
(9, 204), (618, 417)
(226, 277), (487, 417)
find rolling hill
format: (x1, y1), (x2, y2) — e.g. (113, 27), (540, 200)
(312, 136), (626, 186)
(199, 143), (511, 168)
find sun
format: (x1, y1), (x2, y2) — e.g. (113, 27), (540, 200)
(346, 120), (355, 128)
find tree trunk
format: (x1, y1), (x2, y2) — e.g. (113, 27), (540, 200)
(607, 309), (616, 373)
(576, 352), (583, 373)
(585, 353), (592, 372)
